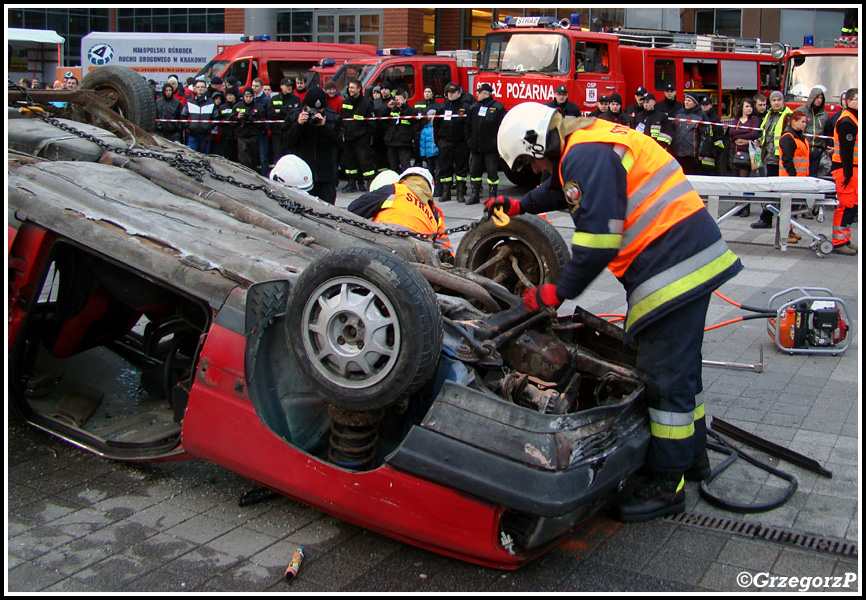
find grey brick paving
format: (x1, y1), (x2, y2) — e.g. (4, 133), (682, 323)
(7, 177), (859, 592)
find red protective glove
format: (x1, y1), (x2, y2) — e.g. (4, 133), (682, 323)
(522, 284), (562, 313)
(484, 195), (522, 218)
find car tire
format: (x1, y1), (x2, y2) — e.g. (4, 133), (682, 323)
(286, 248), (442, 411)
(455, 214), (569, 297)
(80, 66), (157, 132)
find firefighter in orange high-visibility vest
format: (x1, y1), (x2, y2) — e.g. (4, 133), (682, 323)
(830, 88), (858, 256)
(488, 103), (743, 522)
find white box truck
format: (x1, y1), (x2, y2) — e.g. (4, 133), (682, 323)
(82, 32), (241, 83)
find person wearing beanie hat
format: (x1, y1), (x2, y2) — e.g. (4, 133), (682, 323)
(671, 92), (713, 175)
(207, 75), (225, 99)
(155, 81), (184, 142)
(749, 88), (793, 228)
(269, 78), (302, 165)
(283, 86), (342, 204)
(599, 93), (633, 127)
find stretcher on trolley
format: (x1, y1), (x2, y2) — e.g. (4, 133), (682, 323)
(688, 176), (838, 256)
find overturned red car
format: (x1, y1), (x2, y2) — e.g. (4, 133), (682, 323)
(8, 68), (649, 569)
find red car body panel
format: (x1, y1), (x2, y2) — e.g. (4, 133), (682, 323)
(181, 322), (523, 568)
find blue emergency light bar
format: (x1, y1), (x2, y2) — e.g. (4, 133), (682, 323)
(376, 48), (417, 56)
(240, 35), (271, 42)
(803, 35), (814, 47)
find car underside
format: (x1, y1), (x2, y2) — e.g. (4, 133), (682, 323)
(8, 69), (649, 568)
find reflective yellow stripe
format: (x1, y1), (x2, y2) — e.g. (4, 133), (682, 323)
(572, 231), (623, 249)
(381, 195), (396, 209)
(650, 422), (694, 440)
(694, 402), (705, 421)
(626, 248), (739, 331)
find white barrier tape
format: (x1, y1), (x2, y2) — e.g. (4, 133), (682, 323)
(156, 113), (466, 125)
(668, 116), (833, 141)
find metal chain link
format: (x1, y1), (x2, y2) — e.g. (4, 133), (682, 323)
(14, 89), (483, 244)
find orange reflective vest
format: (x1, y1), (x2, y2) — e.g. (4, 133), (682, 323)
(779, 131), (809, 176)
(832, 109), (859, 166)
(558, 119), (741, 335)
(373, 183), (452, 250)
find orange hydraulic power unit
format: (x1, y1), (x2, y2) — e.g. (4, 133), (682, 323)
(766, 288), (850, 355)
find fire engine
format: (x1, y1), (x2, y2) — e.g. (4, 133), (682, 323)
(474, 15), (784, 186)
(771, 34), (859, 114)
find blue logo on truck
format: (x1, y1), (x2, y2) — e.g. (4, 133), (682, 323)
(87, 44), (114, 66)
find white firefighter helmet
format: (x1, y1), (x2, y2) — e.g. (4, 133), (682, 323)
(269, 154), (314, 191)
(370, 169), (401, 191)
(399, 166), (434, 193)
(497, 102), (559, 170)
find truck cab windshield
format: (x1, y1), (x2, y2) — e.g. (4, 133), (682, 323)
(785, 54), (858, 103)
(480, 33), (570, 75)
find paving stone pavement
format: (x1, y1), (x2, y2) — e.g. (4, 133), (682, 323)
(7, 175), (859, 593)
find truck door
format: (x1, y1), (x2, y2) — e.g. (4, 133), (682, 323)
(376, 64), (416, 99)
(421, 63), (454, 100)
(224, 58), (254, 88)
(574, 41), (616, 110)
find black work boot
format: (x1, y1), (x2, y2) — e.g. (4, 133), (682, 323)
(612, 471), (685, 522)
(466, 182), (481, 205)
(455, 181), (466, 203)
(440, 182), (452, 202)
(685, 449), (712, 482)
(341, 179), (358, 193)
(488, 184), (498, 200)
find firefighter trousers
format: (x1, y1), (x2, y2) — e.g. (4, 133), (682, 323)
(342, 137), (376, 183)
(438, 139), (469, 184)
(634, 292), (712, 474)
(833, 167), (858, 247)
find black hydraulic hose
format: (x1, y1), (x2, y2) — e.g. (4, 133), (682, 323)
(698, 430), (798, 513)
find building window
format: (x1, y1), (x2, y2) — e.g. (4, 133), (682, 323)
(9, 7), (111, 67)
(695, 9), (742, 37)
(277, 9), (381, 46)
(115, 8), (225, 34)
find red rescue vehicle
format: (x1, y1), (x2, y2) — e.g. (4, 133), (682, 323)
(195, 37), (379, 89)
(321, 47), (477, 107)
(474, 15), (784, 186)
(772, 35), (858, 114)
(476, 15), (781, 119)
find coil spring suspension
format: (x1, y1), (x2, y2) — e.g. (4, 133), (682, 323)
(327, 405), (384, 470)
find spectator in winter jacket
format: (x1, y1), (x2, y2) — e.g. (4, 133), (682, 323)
(699, 96), (726, 174)
(233, 87), (266, 171)
(657, 83), (683, 117)
(284, 87), (342, 204)
(804, 86), (829, 176)
(599, 94), (633, 127)
(671, 93), (712, 175)
(221, 87), (240, 163)
(155, 82), (184, 143)
(435, 82), (472, 202)
(545, 85), (582, 118)
(269, 78), (301, 165)
(182, 79), (217, 154)
(340, 77), (376, 192)
(419, 110), (439, 193)
(634, 93), (674, 150)
(587, 95), (609, 118)
(383, 89), (418, 174)
(466, 82), (506, 204)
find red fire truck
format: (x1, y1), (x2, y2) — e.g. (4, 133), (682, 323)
(476, 16), (781, 118)
(474, 15), (783, 185)
(772, 36), (859, 114)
